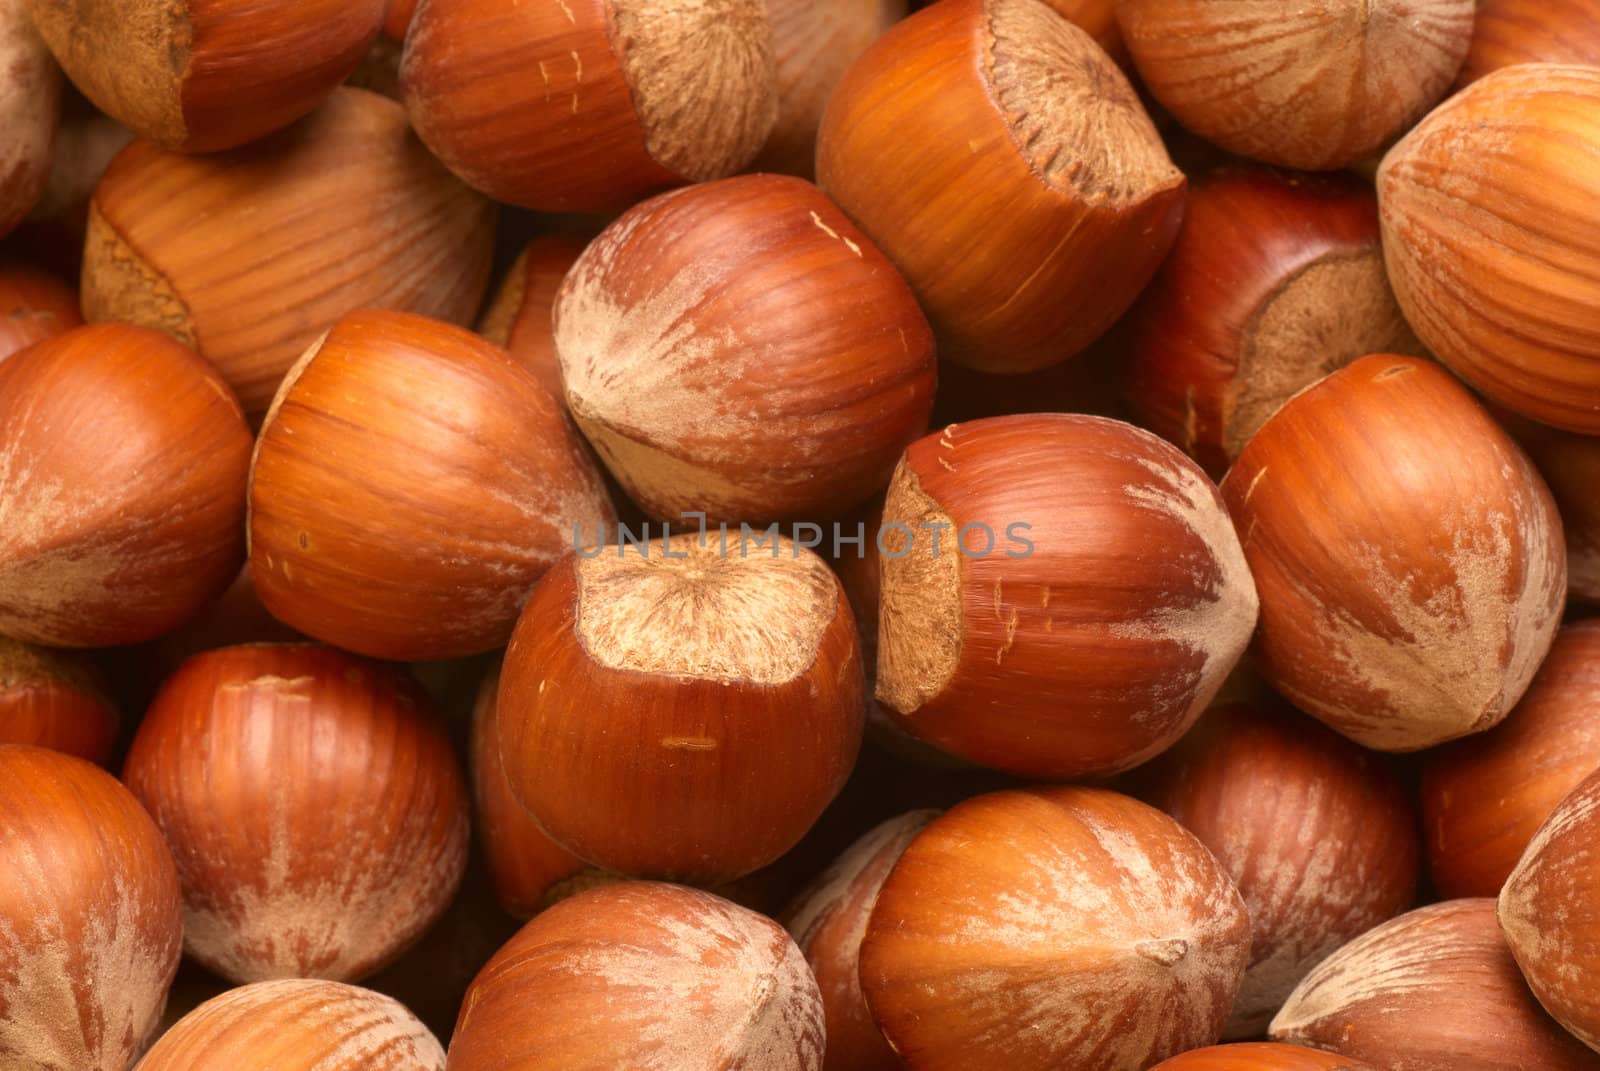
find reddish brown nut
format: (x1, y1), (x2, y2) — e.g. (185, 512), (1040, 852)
(137, 979), (445, 1071)
(469, 667), (592, 919)
(817, 0), (1183, 374)
(1514, 423), (1600, 605)
(448, 882), (825, 1071)
(1378, 64), (1600, 435)
(123, 643), (470, 984)
(1124, 165), (1422, 476)
(1456, 0), (1600, 87)
(477, 233), (592, 403)
(0, 261), (80, 362)
(11, 105), (130, 277)
(0, 745), (184, 1071)
(1501, 768), (1600, 1052)
(83, 88), (496, 417)
(1423, 621), (1600, 898)
(401, 0), (779, 212)
(249, 309), (616, 662)
(384, 0), (417, 40)
(1146, 701), (1419, 1037)
(1115, 0), (1473, 170)
(554, 174), (935, 523)
(754, 0), (905, 176)
(0, 638), (117, 764)
(499, 534), (864, 883)
(874, 414), (1258, 778)
(0, 0), (59, 238)
(1151, 1044), (1379, 1070)
(0, 323), (251, 648)
(26, 0), (385, 152)
(860, 786), (1250, 1070)
(1271, 899), (1600, 1069)
(1220, 355), (1567, 752)
(1152, 1043), (1376, 1069)
(784, 810), (938, 1071)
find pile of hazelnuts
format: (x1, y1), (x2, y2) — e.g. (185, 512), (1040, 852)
(1, 0), (1598, 1068)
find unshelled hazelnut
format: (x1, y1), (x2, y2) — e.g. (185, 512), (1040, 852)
(26, 0), (385, 152)
(1378, 64), (1600, 434)
(753, 0), (905, 177)
(0, 261), (79, 361)
(123, 643), (470, 984)
(0, 638), (117, 764)
(1146, 701), (1419, 1037)
(469, 667), (592, 919)
(1500, 767), (1600, 1052)
(1115, 0), (1473, 170)
(817, 0), (1184, 374)
(1456, 0), (1600, 87)
(249, 309), (616, 661)
(0, 0), (58, 238)
(0, 323), (251, 648)
(554, 174), (935, 522)
(1271, 898), (1600, 1069)
(1513, 421), (1600, 605)
(784, 810), (938, 1071)
(448, 882), (825, 1071)
(401, 0), (779, 212)
(477, 233), (592, 403)
(1220, 355), (1566, 752)
(498, 533), (864, 882)
(1423, 621), (1600, 898)
(1125, 165), (1422, 476)
(1151, 1045), (1378, 1070)
(0, 745), (183, 1071)
(861, 786), (1250, 1070)
(137, 979), (445, 1071)
(83, 88), (496, 417)
(874, 414), (1257, 778)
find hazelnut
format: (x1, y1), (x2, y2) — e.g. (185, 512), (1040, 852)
(1220, 355), (1567, 752)
(468, 667), (592, 919)
(497, 533), (865, 883)
(401, 0), (779, 212)
(477, 233), (593, 404)
(860, 786), (1251, 1070)
(1151, 1044), (1379, 1070)
(1500, 767), (1600, 1052)
(138, 979), (445, 1071)
(248, 309), (616, 662)
(82, 88), (496, 417)
(1513, 421), (1600, 605)
(0, 638), (117, 765)
(0, 260), (80, 362)
(0, 745), (183, 1071)
(25, 0), (385, 152)
(1146, 700), (1420, 1037)
(1115, 0), (1473, 170)
(1423, 621), (1600, 898)
(0, 323), (252, 648)
(817, 0), (1184, 374)
(783, 810), (939, 1071)
(0, 0), (58, 237)
(1456, 0), (1600, 87)
(447, 882), (825, 1071)
(875, 414), (1258, 778)
(753, 0), (905, 177)
(1378, 63), (1600, 434)
(1271, 899), (1600, 1069)
(122, 643), (470, 984)
(1125, 165), (1423, 476)
(553, 174), (936, 523)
